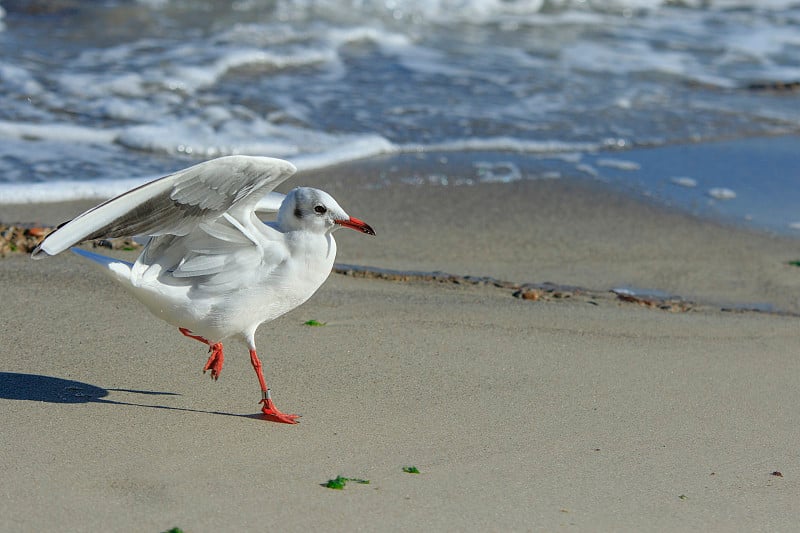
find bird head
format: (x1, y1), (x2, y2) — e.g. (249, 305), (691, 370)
(278, 187), (375, 236)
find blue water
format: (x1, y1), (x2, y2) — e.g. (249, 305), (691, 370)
(1, 0), (799, 231)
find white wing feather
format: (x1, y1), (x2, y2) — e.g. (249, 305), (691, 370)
(254, 192), (287, 214)
(32, 155), (296, 258)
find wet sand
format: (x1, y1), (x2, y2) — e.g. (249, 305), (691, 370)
(1, 149), (800, 531)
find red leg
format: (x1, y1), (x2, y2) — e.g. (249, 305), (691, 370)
(179, 327), (207, 344)
(179, 327), (225, 380)
(250, 349), (300, 424)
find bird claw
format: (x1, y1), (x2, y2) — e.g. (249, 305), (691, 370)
(260, 398), (300, 424)
(202, 343), (224, 380)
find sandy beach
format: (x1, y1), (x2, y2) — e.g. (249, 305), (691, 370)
(2, 150), (800, 531)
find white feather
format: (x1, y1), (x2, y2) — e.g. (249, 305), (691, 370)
(32, 156), (375, 422)
(255, 192), (287, 214)
(32, 155), (296, 258)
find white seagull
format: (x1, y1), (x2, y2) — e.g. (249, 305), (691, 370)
(32, 155), (375, 424)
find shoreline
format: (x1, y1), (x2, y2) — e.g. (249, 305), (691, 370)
(3, 142), (800, 314)
(2, 224), (796, 316)
(3, 134), (799, 234)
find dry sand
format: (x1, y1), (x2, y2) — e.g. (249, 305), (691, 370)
(1, 155), (800, 531)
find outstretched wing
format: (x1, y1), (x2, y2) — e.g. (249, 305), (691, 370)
(32, 155), (296, 258)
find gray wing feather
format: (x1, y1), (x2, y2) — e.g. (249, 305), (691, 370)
(32, 155), (296, 258)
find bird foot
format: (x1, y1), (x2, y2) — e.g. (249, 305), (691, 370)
(202, 343), (224, 380)
(260, 398), (300, 424)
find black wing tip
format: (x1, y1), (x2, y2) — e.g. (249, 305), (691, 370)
(30, 246), (48, 259)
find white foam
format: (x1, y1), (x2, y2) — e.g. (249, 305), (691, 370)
(168, 48), (338, 93)
(562, 41), (689, 76)
(0, 120), (118, 144)
(293, 135), (397, 171)
(670, 176), (698, 188)
(596, 158), (641, 171)
(114, 113), (398, 164)
(708, 187), (737, 200)
(415, 138), (601, 154)
(474, 161), (522, 184)
(0, 64), (43, 95)
(0, 176), (154, 204)
(576, 163), (599, 177)
(116, 119), (297, 158)
(2, 0), (798, 211)
(87, 97), (172, 122)
(327, 26), (411, 50)
(710, 0), (800, 7)
(0, 129), (607, 203)
(57, 71), (146, 99)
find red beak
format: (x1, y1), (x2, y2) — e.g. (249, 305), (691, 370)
(335, 216), (376, 235)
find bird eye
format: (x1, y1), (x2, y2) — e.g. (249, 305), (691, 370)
(314, 205), (327, 214)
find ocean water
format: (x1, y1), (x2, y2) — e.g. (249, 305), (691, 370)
(0, 0), (799, 231)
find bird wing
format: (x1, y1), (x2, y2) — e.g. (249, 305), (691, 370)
(131, 216), (289, 292)
(32, 155), (297, 258)
(254, 192), (287, 214)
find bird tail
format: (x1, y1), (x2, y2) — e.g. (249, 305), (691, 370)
(70, 248), (134, 284)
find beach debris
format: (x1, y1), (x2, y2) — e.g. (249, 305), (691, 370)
(771, 471), (783, 477)
(515, 289), (541, 301)
(707, 187), (736, 200)
(303, 319), (327, 326)
(512, 283), (580, 302)
(596, 158), (641, 171)
(26, 226), (50, 237)
(0, 224), (53, 257)
(670, 176), (697, 188)
(0, 223), (141, 256)
(612, 289), (692, 312)
(323, 475), (370, 490)
(402, 466), (420, 474)
(335, 264), (717, 314)
(335, 263), (521, 290)
(678, 494), (688, 501)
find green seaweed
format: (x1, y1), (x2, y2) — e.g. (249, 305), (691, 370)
(402, 466), (420, 474)
(789, 261), (800, 267)
(303, 319), (327, 326)
(325, 475), (347, 490)
(162, 528), (184, 533)
(323, 475), (370, 489)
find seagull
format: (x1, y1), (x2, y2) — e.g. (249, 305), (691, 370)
(32, 155), (375, 424)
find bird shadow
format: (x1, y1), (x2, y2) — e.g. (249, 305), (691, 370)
(0, 372), (264, 420)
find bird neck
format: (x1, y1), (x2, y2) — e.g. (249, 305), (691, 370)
(286, 229), (337, 262)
